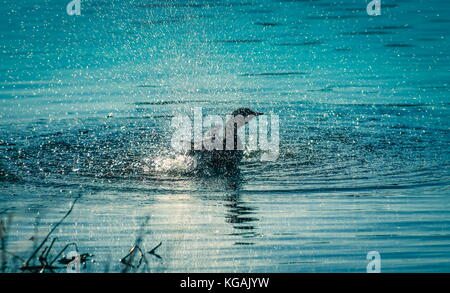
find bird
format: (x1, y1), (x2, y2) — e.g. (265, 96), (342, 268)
(189, 108), (263, 174)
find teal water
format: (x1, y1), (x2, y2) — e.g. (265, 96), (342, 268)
(0, 0), (449, 272)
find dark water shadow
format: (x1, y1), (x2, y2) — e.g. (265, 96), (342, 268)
(194, 170), (260, 246)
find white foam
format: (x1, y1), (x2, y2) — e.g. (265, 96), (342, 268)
(150, 154), (197, 174)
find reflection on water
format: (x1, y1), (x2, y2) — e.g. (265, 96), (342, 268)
(0, 0), (450, 272)
(213, 173), (260, 245)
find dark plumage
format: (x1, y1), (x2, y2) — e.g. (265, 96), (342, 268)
(231, 108), (264, 117)
(190, 108), (263, 173)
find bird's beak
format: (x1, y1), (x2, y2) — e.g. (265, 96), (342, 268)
(255, 112), (264, 116)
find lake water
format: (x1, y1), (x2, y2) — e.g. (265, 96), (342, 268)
(0, 0), (449, 273)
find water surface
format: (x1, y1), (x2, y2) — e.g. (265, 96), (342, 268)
(1, 0), (449, 272)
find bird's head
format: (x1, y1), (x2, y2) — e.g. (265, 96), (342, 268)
(227, 108), (264, 129)
(231, 108), (264, 117)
